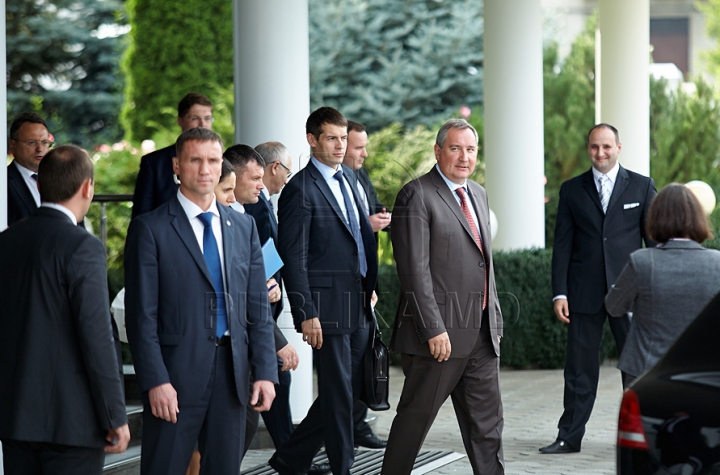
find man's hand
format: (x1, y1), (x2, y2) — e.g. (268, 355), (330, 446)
(105, 424), (131, 454)
(267, 278), (281, 304)
(301, 317), (323, 349)
(371, 290), (378, 308)
(554, 298), (570, 324)
(277, 343), (299, 371)
(149, 383), (179, 423)
(250, 380), (276, 412)
(368, 208), (391, 232)
(427, 332), (451, 362)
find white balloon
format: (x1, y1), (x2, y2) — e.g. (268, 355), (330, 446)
(489, 209), (498, 241)
(685, 180), (716, 215)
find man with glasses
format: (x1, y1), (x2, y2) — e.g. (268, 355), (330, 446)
(6, 112), (54, 226)
(131, 92), (214, 219)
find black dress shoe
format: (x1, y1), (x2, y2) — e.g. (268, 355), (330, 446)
(268, 453), (305, 475)
(307, 462), (331, 475)
(355, 433), (387, 449)
(539, 439), (579, 454)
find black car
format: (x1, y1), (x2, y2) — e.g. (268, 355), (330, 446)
(617, 293), (720, 474)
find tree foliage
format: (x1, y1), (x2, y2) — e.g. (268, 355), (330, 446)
(650, 78), (720, 189)
(6, 0), (127, 148)
(308, 0), (483, 132)
(542, 12), (720, 243)
(121, 0), (234, 143)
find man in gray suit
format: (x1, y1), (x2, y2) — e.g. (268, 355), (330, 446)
(381, 119), (504, 475)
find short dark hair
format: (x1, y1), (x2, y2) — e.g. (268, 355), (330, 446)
(220, 158), (235, 182)
(347, 121), (366, 134)
(175, 127), (223, 157)
(223, 144), (266, 174)
(646, 183), (712, 244)
(254, 141), (289, 166)
(37, 145), (94, 204)
(178, 93), (213, 118)
(587, 123), (620, 144)
(9, 112), (48, 140)
(306, 107), (347, 139)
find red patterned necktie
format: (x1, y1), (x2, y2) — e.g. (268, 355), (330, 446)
(456, 187), (487, 310)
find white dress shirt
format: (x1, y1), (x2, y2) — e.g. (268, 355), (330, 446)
(435, 164), (481, 236)
(311, 156), (361, 225)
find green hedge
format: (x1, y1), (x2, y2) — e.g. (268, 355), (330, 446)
(375, 249), (618, 369)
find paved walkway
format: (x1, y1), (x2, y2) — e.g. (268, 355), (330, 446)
(242, 362), (623, 474)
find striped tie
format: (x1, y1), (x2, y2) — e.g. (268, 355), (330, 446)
(456, 187), (487, 311)
(598, 175), (610, 214)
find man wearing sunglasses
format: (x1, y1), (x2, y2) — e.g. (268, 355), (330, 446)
(6, 112), (54, 226)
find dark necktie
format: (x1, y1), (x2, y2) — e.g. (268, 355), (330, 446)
(197, 212), (228, 337)
(456, 187), (487, 310)
(334, 170), (367, 277)
(31, 173), (38, 181)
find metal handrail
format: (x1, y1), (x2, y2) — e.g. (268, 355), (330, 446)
(92, 194), (133, 250)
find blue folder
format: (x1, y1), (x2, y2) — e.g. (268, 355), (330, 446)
(262, 237), (284, 280)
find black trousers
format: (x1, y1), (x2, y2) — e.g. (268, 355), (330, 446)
(558, 308), (630, 450)
(275, 323), (370, 475)
(1, 439), (104, 475)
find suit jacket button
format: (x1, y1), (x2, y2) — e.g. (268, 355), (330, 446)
(355, 278), (361, 284)
(208, 336), (215, 342)
(478, 261), (484, 267)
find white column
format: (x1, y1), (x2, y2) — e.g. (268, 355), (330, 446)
(0, 0), (7, 234)
(233, 0), (310, 166)
(232, 0), (313, 420)
(484, 0), (545, 250)
(598, 0), (650, 176)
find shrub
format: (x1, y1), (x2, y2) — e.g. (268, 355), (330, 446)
(376, 249), (618, 369)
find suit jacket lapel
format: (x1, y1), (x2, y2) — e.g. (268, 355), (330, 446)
(8, 163), (37, 214)
(218, 205), (236, 289)
(308, 161), (353, 235)
(168, 197), (214, 286)
(607, 166), (629, 214)
(259, 192), (279, 236)
(582, 169), (604, 214)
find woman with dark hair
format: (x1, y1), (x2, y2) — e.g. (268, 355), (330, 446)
(605, 183), (720, 382)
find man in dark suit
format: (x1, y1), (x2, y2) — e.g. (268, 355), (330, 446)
(342, 121), (390, 450)
(6, 112), (53, 226)
(539, 123), (657, 455)
(381, 119), (504, 475)
(269, 107), (378, 475)
(0, 145), (130, 474)
(343, 121), (391, 235)
(124, 128), (278, 475)
(131, 93), (214, 219)
(223, 144), (298, 451)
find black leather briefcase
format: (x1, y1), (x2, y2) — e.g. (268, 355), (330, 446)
(362, 308), (390, 411)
